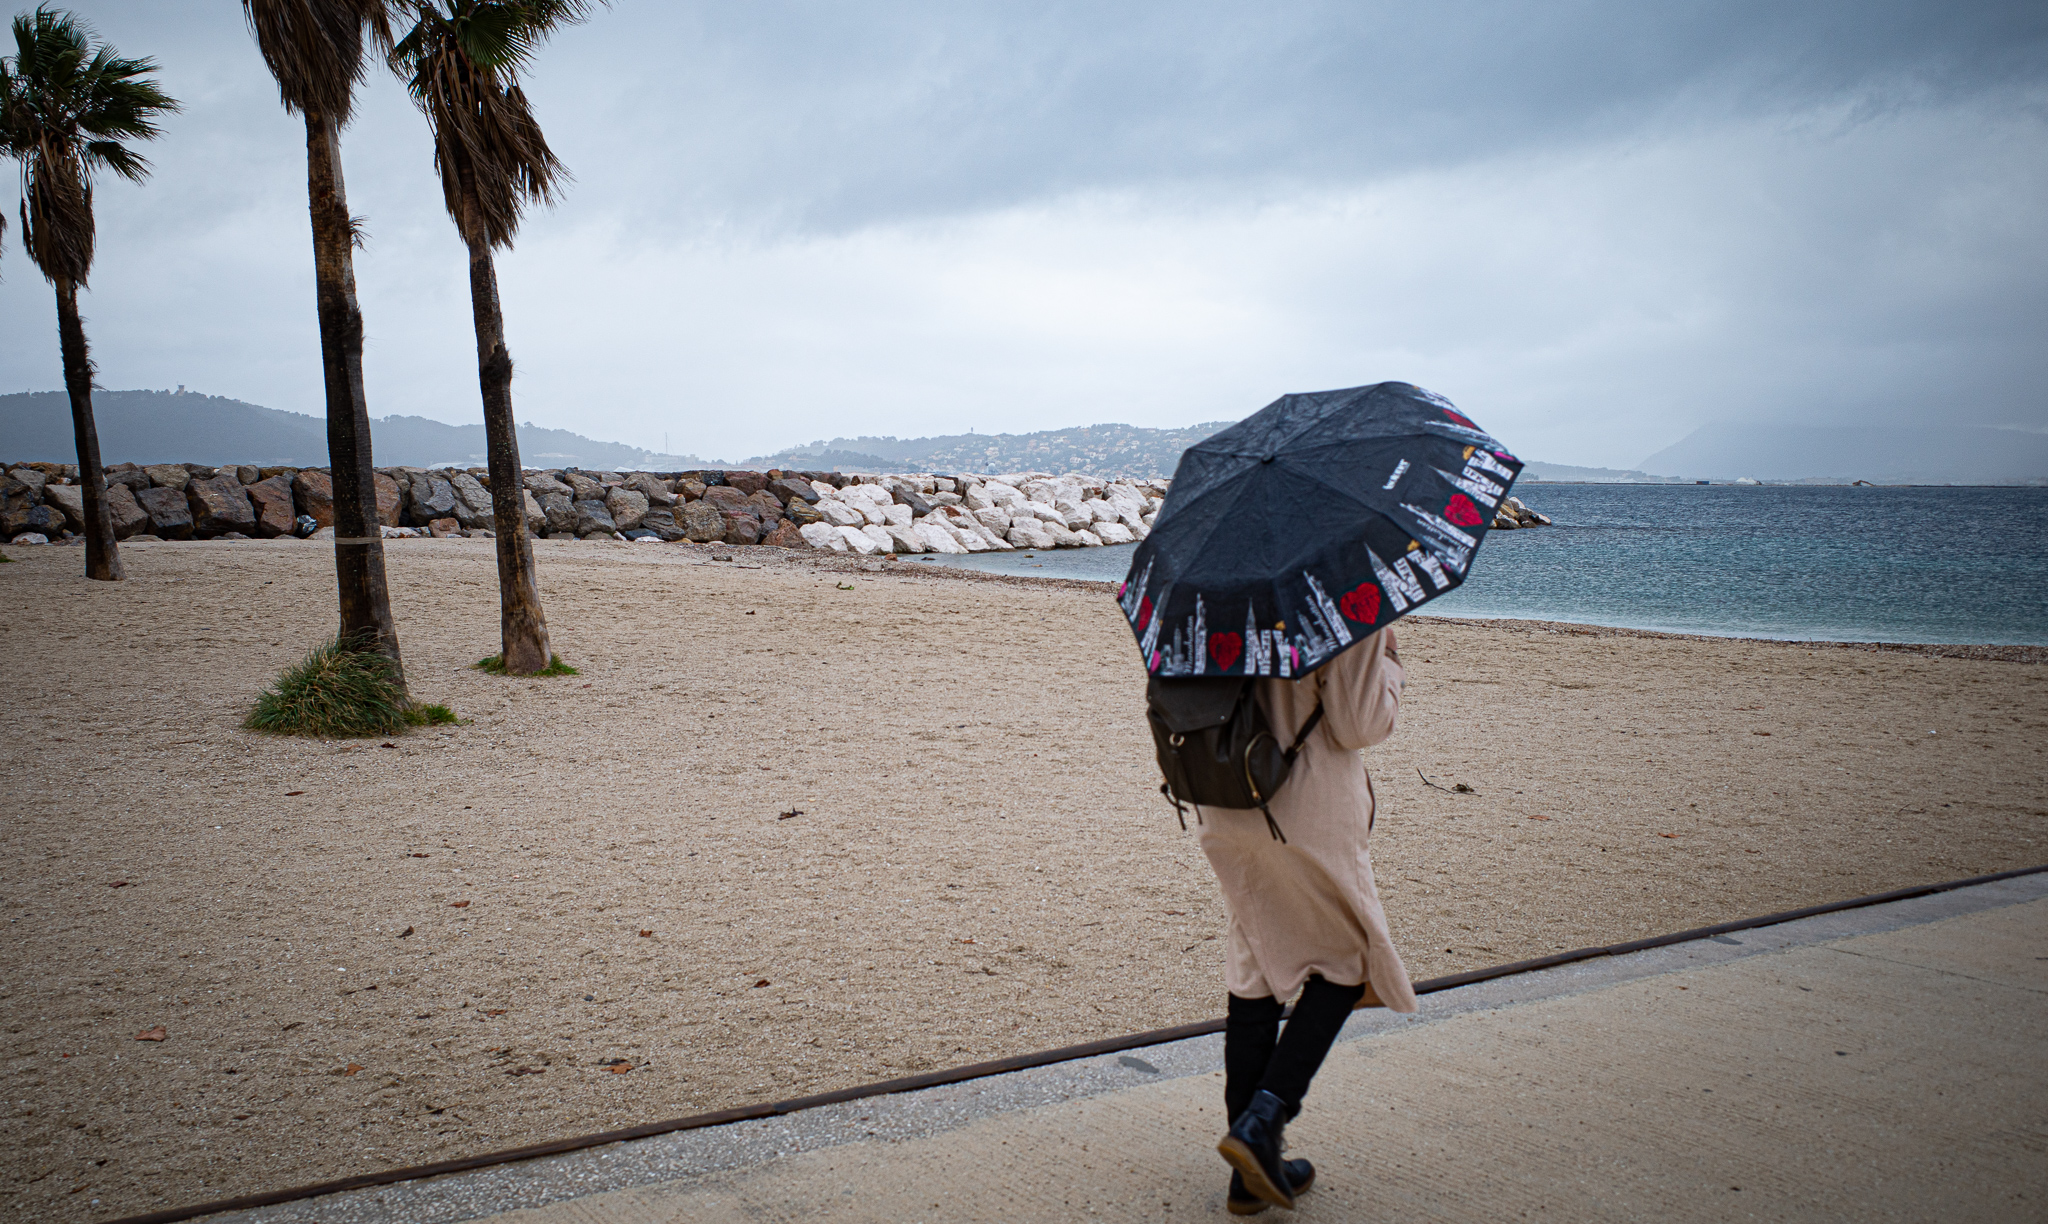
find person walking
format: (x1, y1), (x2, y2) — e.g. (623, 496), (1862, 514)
(1203, 626), (1415, 1213)
(1114, 380), (1524, 1212)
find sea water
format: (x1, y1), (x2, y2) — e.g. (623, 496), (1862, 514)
(914, 485), (2048, 645)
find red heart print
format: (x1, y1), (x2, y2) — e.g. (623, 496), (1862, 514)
(1136, 597), (1153, 630)
(1444, 493), (1483, 527)
(1338, 583), (1381, 624)
(1208, 632), (1243, 672)
(1443, 408), (1476, 428)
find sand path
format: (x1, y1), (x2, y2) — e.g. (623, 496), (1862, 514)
(2, 538), (2042, 1221)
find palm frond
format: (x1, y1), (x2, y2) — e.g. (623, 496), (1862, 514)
(388, 1), (602, 249)
(241, 0), (396, 123)
(0, 5), (178, 285)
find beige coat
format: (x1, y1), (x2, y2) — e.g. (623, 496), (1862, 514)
(1195, 629), (1416, 1012)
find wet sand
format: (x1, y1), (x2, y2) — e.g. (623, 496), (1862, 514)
(2, 537), (2042, 1221)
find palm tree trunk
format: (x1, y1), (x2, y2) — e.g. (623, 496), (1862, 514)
(53, 278), (120, 581)
(462, 219), (552, 674)
(304, 109), (407, 693)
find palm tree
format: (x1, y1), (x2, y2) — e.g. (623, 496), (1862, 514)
(0, 6), (177, 582)
(388, 0), (594, 674)
(242, 0), (408, 690)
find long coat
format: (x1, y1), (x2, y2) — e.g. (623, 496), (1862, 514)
(1194, 629), (1416, 1012)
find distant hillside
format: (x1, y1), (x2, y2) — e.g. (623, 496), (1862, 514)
(752, 421), (1237, 478)
(1640, 422), (2048, 484)
(1519, 461), (1686, 483)
(0, 389), (719, 470)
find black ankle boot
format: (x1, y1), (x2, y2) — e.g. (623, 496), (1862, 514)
(1228, 1160), (1315, 1215)
(1217, 1089), (1295, 1209)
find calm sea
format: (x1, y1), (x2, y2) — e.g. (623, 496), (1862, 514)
(914, 485), (2048, 646)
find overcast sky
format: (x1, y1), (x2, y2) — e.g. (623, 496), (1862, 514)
(2, 1), (2043, 467)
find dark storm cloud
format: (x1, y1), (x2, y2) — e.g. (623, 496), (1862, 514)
(2, 1), (2043, 466)
(555, 0), (2048, 231)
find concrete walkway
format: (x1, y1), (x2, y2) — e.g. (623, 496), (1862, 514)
(214, 874), (2048, 1224)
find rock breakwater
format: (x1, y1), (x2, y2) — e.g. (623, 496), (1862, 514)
(2, 461), (1172, 554)
(6, 460), (1545, 552)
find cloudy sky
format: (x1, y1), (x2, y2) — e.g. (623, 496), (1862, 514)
(2, 1), (2043, 467)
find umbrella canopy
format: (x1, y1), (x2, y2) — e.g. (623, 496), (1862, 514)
(1119, 381), (1521, 677)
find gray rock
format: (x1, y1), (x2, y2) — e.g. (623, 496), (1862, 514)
(105, 483), (152, 539)
(135, 486), (195, 538)
(105, 466), (150, 493)
(638, 507), (687, 541)
(538, 491), (575, 534)
(574, 499), (618, 535)
(625, 472), (676, 505)
(524, 472), (573, 497)
(183, 464), (217, 479)
(522, 489), (548, 536)
(144, 463), (191, 491)
(448, 472), (494, 528)
(6, 467), (47, 493)
(42, 482), (85, 532)
(605, 486), (649, 531)
(563, 472), (605, 501)
(235, 465), (260, 485)
(407, 474), (458, 525)
(890, 484), (934, 516)
(680, 500), (726, 542)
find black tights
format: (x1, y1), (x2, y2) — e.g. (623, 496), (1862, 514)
(1224, 975), (1366, 1123)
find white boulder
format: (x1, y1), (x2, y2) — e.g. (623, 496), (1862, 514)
(883, 524), (924, 553)
(840, 525), (882, 554)
(881, 503), (913, 527)
(1092, 521), (1135, 545)
(913, 521), (969, 553)
(801, 522), (849, 551)
(817, 499), (865, 527)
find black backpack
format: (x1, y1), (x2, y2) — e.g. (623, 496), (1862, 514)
(1145, 676), (1324, 842)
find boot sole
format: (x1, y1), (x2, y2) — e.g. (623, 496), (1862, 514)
(1217, 1137), (1295, 1210)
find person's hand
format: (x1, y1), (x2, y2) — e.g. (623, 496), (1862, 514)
(1383, 627), (1399, 663)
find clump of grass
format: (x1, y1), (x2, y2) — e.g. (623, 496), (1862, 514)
(407, 703), (459, 726)
(474, 653), (578, 676)
(0, 550), (12, 563)
(246, 638), (413, 738)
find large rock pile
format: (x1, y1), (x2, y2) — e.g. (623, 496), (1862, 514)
(1, 461), (1169, 554)
(1489, 495), (1552, 530)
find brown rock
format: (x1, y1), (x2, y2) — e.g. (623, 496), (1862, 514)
(723, 470), (768, 496)
(721, 511), (762, 545)
(375, 472), (403, 527)
(768, 477), (819, 505)
(702, 485), (751, 513)
(787, 498), (824, 526)
(677, 479), (707, 501)
(761, 519), (809, 548)
(429, 517), (461, 538)
(135, 486), (194, 538)
(234, 465), (260, 485)
(679, 500), (725, 542)
(105, 483), (151, 539)
(563, 472), (605, 501)
(144, 463), (191, 491)
(292, 469), (335, 527)
(186, 473), (257, 537)
(748, 490), (787, 522)
(244, 474), (297, 538)
(257, 466), (299, 482)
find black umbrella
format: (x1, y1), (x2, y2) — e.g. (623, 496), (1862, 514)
(1119, 381), (1521, 677)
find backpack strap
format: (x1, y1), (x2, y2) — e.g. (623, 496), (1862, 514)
(1285, 701), (1326, 763)
(1257, 700), (1327, 843)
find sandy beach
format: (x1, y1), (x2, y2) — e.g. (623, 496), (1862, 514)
(2, 537), (2042, 1222)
